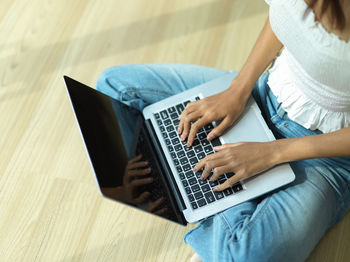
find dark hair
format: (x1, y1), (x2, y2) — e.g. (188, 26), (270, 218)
(308, 0), (346, 30)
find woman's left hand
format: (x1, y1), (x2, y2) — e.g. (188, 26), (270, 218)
(193, 141), (280, 191)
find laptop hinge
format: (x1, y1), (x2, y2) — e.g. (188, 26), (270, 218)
(144, 119), (187, 213)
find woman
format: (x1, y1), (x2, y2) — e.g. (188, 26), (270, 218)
(96, 0), (350, 261)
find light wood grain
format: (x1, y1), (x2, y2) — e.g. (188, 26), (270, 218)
(0, 0), (349, 261)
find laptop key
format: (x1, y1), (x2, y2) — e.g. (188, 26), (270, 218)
(189, 157), (198, 165)
(174, 159), (179, 166)
(204, 192), (216, 203)
(170, 113), (178, 119)
(209, 180), (219, 187)
(191, 184), (200, 193)
(201, 184), (211, 193)
(197, 198), (207, 207)
(170, 152), (176, 159)
(167, 125), (175, 132)
(194, 191), (204, 200)
(198, 132), (206, 141)
(204, 123), (214, 131)
(157, 119), (162, 126)
(232, 183), (243, 193)
(176, 166), (182, 173)
(176, 104), (185, 115)
(173, 119), (180, 126)
(192, 139), (200, 147)
(160, 110), (169, 120)
(211, 137), (222, 147)
(195, 171), (202, 179)
(172, 138), (180, 145)
(168, 145), (174, 152)
(223, 187), (233, 196)
(195, 96), (200, 101)
(197, 152), (206, 160)
(188, 194), (195, 202)
(184, 145), (191, 152)
(183, 164), (191, 172)
(180, 157), (188, 165)
(201, 139), (209, 146)
(160, 126), (165, 132)
(185, 171), (194, 179)
(182, 180), (189, 187)
(187, 150), (195, 158)
(164, 119), (172, 126)
(184, 100), (191, 107)
(154, 113), (160, 119)
(185, 187), (192, 195)
(214, 191), (224, 200)
(191, 202), (198, 209)
(188, 177), (197, 186)
(204, 145), (213, 153)
(175, 144), (182, 151)
(194, 146), (203, 153)
(168, 106), (176, 114)
(165, 139), (171, 145)
(179, 173), (185, 180)
(177, 150), (185, 158)
(199, 179), (207, 185)
(226, 172), (234, 178)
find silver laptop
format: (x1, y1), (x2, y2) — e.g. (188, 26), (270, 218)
(63, 73), (295, 225)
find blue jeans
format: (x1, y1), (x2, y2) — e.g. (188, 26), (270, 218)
(96, 64), (350, 262)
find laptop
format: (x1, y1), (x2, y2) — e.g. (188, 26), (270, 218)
(63, 72), (295, 226)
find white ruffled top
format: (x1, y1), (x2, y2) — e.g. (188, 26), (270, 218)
(265, 0), (350, 133)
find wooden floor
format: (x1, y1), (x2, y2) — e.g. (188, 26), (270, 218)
(0, 0), (349, 261)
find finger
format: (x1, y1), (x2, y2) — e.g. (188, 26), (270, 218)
(134, 191), (151, 204)
(180, 112), (201, 141)
(199, 156), (227, 180)
(213, 143), (243, 151)
(128, 167), (151, 177)
(193, 151), (222, 172)
(207, 117), (233, 141)
(203, 158), (229, 180)
(128, 161), (149, 170)
(129, 154), (143, 164)
(210, 165), (233, 181)
(213, 172), (244, 191)
(187, 117), (208, 147)
(178, 105), (195, 134)
(131, 177), (153, 187)
(147, 197), (164, 213)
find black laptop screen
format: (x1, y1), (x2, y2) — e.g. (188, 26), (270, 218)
(64, 76), (184, 225)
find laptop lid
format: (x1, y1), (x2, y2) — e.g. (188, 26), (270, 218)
(63, 76), (186, 225)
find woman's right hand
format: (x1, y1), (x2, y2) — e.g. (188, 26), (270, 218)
(178, 79), (252, 147)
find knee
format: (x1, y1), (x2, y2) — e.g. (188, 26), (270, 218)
(96, 65), (129, 92)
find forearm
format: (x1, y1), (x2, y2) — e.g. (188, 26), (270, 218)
(231, 16), (283, 98)
(272, 127), (350, 164)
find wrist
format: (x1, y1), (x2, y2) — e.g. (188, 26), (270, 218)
(267, 140), (287, 166)
(228, 77), (254, 103)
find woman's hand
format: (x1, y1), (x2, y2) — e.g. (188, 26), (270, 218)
(193, 141), (280, 191)
(177, 79), (252, 147)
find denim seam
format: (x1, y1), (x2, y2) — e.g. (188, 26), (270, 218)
(219, 212), (234, 236)
(230, 196), (273, 243)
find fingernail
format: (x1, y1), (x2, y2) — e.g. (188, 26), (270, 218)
(200, 175), (204, 180)
(213, 187), (218, 192)
(193, 166), (198, 171)
(207, 134), (213, 141)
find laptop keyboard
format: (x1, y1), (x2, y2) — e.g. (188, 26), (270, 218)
(154, 96), (244, 210)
